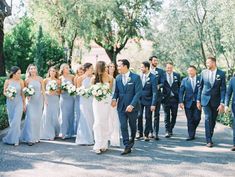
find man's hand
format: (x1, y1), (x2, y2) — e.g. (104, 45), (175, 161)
(217, 104), (225, 114)
(111, 100), (117, 108)
(225, 106), (230, 113)
(150, 106), (156, 112)
(126, 105), (134, 112)
(197, 102), (202, 110)
(179, 103), (184, 110)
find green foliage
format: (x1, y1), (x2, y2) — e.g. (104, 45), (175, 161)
(33, 26), (65, 76)
(0, 105), (8, 130)
(4, 17), (34, 73)
(217, 113), (233, 127)
(4, 16), (65, 76)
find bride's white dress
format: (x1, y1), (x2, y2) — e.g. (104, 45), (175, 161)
(92, 83), (112, 150)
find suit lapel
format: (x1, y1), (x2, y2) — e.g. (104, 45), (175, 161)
(187, 77), (193, 92)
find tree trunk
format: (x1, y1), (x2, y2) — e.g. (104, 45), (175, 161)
(105, 49), (117, 66)
(200, 42), (207, 68)
(0, 16), (5, 76)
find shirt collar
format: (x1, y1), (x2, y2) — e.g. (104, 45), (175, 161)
(123, 71), (130, 78)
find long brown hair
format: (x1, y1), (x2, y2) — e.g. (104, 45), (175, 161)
(94, 61), (106, 84)
(9, 66), (21, 79)
(26, 64), (38, 79)
(47, 66), (59, 79)
(108, 62), (118, 78)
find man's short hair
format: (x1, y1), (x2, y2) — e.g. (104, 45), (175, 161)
(207, 56), (216, 63)
(142, 61), (150, 70)
(118, 59), (130, 69)
(189, 65), (197, 70)
(166, 61), (174, 66)
(149, 56), (158, 61)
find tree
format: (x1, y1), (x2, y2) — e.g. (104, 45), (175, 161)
(0, 0), (12, 76)
(29, 0), (162, 65)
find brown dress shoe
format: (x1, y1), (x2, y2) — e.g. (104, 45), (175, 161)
(231, 146), (235, 151)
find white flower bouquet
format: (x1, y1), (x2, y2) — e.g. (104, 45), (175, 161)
(76, 86), (91, 98)
(46, 80), (58, 91)
(23, 85), (35, 97)
(6, 86), (17, 99)
(67, 83), (77, 96)
(60, 81), (70, 92)
(89, 83), (111, 101)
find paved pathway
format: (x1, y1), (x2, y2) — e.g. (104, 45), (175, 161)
(0, 110), (234, 177)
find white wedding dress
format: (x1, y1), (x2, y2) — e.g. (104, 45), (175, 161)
(92, 82), (112, 151)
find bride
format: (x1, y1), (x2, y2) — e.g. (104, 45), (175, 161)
(92, 61), (113, 154)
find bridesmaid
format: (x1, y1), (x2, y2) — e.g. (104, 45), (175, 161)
(40, 66), (60, 140)
(76, 63), (94, 145)
(107, 62), (120, 147)
(74, 65), (84, 134)
(2, 66), (25, 146)
(59, 63), (75, 139)
(21, 64), (44, 146)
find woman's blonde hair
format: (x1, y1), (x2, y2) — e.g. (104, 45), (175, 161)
(59, 63), (70, 76)
(26, 64), (38, 79)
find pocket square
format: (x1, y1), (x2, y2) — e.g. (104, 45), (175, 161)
(127, 83), (134, 85)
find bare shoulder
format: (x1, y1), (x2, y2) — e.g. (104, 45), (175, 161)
(4, 79), (9, 86)
(37, 76), (43, 82)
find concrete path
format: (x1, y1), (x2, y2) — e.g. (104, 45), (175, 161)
(0, 110), (234, 177)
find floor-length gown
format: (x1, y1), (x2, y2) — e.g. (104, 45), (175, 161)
(59, 78), (75, 138)
(21, 80), (43, 143)
(93, 82), (112, 150)
(40, 80), (60, 140)
(75, 77), (94, 145)
(2, 80), (23, 145)
(108, 79), (120, 147)
(74, 95), (80, 135)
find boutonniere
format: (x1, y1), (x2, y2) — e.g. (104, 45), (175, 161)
(127, 77), (131, 82)
(197, 80), (200, 84)
(146, 77), (150, 82)
(174, 76), (178, 82)
(156, 71), (158, 74)
(216, 74), (220, 80)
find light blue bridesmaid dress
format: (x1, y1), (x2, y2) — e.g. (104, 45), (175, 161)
(2, 80), (23, 145)
(40, 80), (60, 140)
(74, 95), (80, 135)
(59, 77), (75, 138)
(75, 77), (94, 145)
(21, 79), (43, 143)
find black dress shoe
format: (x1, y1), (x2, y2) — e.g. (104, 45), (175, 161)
(121, 148), (131, 155)
(206, 143), (213, 148)
(128, 139), (135, 148)
(155, 135), (160, 141)
(144, 136), (150, 141)
(149, 133), (155, 139)
(28, 142), (34, 146)
(136, 134), (143, 140)
(186, 137), (195, 141)
(231, 146), (235, 151)
(165, 133), (171, 138)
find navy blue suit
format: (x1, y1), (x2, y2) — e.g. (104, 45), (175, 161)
(225, 77), (235, 146)
(179, 76), (201, 138)
(137, 72), (158, 137)
(113, 72), (142, 148)
(162, 72), (181, 134)
(151, 67), (165, 136)
(197, 69), (226, 143)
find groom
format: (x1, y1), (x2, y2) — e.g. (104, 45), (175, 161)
(111, 59), (142, 155)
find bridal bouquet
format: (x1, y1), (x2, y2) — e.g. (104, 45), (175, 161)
(23, 85), (35, 97)
(89, 83), (111, 101)
(46, 80), (58, 91)
(76, 86), (91, 98)
(5, 86), (17, 99)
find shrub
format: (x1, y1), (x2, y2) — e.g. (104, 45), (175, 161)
(217, 112), (233, 127)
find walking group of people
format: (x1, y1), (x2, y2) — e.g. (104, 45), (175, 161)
(2, 56), (235, 156)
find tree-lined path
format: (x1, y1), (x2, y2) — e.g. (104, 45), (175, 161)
(0, 110), (234, 177)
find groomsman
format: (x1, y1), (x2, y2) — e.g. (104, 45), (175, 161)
(197, 57), (226, 148)
(137, 61), (158, 141)
(162, 62), (181, 138)
(112, 59), (142, 155)
(225, 76), (235, 151)
(179, 65), (201, 141)
(149, 56), (165, 140)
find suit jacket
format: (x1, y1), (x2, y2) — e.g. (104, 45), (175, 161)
(154, 68), (165, 102)
(179, 76), (200, 109)
(113, 72), (142, 112)
(225, 77), (235, 107)
(162, 72), (181, 103)
(140, 72), (158, 106)
(197, 69), (226, 107)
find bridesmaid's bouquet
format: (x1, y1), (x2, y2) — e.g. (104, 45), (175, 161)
(76, 86), (91, 98)
(46, 80), (58, 91)
(67, 84), (77, 96)
(5, 86), (17, 99)
(89, 83), (111, 101)
(60, 81), (70, 92)
(23, 85), (35, 97)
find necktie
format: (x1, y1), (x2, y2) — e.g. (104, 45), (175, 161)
(191, 78), (195, 91)
(142, 74), (146, 86)
(168, 73), (172, 86)
(123, 74), (127, 85)
(210, 71), (214, 86)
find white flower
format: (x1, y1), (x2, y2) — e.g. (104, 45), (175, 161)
(127, 77), (131, 82)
